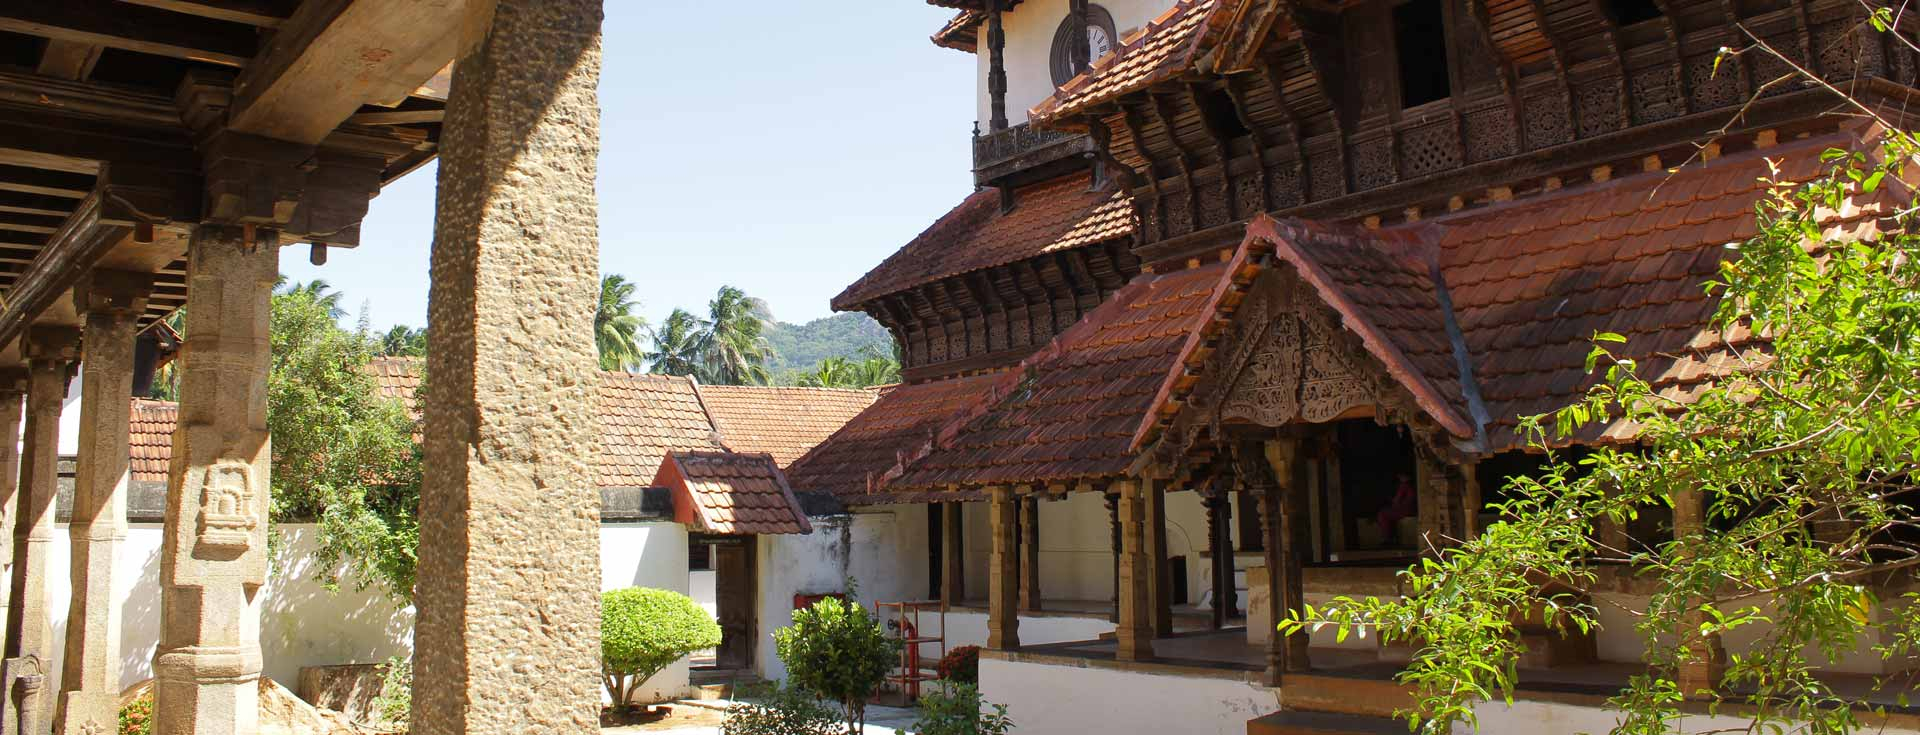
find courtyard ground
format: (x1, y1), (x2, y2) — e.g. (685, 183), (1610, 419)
(600, 699), (922, 734)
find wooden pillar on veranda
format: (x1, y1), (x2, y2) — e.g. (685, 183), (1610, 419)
(1266, 439), (1309, 675)
(1018, 490), (1041, 612)
(1114, 479), (1154, 661)
(941, 501), (964, 607)
(1205, 491), (1233, 629)
(986, 486), (1020, 650)
(412, 2), (607, 733)
(1145, 477), (1172, 637)
(1672, 485), (1724, 699)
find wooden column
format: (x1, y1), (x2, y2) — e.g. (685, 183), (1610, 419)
(412, 1), (606, 733)
(1145, 478), (1172, 637)
(6, 327), (77, 729)
(1267, 439), (1310, 675)
(1205, 493), (1232, 628)
(985, 0), (1009, 131)
(1018, 492), (1041, 612)
(1461, 461), (1482, 541)
(56, 271), (151, 735)
(986, 487), (1019, 650)
(1672, 485), (1723, 699)
(1114, 480), (1154, 661)
(1105, 489), (1120, 622)
(1255, 468), (1284, 685)
(1325, 448), (1345, 554)
(942, 502), (965, 606)
(1414, 454), (1459, 553)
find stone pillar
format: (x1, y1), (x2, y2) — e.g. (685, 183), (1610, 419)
(1018, 493), (1040, 612)
(941, 502), (965, 606)
(153, 225), (275, 735)
(1105, 490), (1119, 622)
(55, 271), (152, 735)
(1672, 485), (1724, 699)
(1268, 440), (1310, 674)
(1145, 479), (1172, 637)
(986, 487), (1019, 651)
(5, 326), (76, 729)
(1205, 493), (1232, 629)
(1115, 480), (1153, 661)
(412, 2), (605, 733)
(0, 372), (25, 613)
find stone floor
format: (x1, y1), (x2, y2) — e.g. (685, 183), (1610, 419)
(601, 698), (921, 734)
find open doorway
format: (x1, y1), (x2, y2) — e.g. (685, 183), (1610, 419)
(689, 533), (757, 673)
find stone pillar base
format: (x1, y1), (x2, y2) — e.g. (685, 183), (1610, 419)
(154, 645), (264, 734)
(0, 656), (48, 735)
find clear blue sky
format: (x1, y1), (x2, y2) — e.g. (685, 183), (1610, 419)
(282, 2), (976, 331)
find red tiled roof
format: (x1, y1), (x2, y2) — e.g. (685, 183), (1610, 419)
(832, 172), (1134, 310)
(885, 262), (1232, 491)
(695, 384), (879, 468)
(597, 373), (726, 487)
(933, 10), (981, 52)
(657, 451), (812, 535)
(367, 356), (421, 405)
(786, 372), (1005, 502)
(130, 398), (175, 483)
(1433, 132), (1898, 450)
(1029, 0), (1225, 125)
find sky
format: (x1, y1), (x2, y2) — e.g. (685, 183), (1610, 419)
(280, 3), (978, 332)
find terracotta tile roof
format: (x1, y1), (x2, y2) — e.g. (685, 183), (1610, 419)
(366, 356), (422, 405)
(933, 10), (981, 52)
(596, 373), (726, 487)
(657, 451), (812, 535)
(786, 372), (1005, 502)
(832, 171), (1134, 310)
(1433, 132), (1897, 450)
(695, 384), (878, 468)
(130, 398), (176, 483)
(885, 262), (1232, 491)
(1029, 0), (1226, 125)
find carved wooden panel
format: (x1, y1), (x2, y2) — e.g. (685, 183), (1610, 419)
(1267, 159), (1304, 210)
(1306, 135), (1345, 201)
(1628, 66), (1685, 124)
(1685, 53), (1741, 110)
(1573, 77), (1623, 139)
(1520, 85), (1571, 149)
(1399, 119), (1463, 180)
(1462, 99), (1517, 162)
(1350, 130), (1397, 191)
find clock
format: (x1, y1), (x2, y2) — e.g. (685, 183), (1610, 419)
(1050, 5), (1120, 88)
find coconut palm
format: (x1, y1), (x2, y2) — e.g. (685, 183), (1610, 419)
(279, 278), (346, 319)
(595, 274), (647, 372)
(645, 308), (704, 377)
(696, 286), (774, 385)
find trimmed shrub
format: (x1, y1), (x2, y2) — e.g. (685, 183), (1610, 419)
(602, 587), (723, 711)
(912, 683), (1013, 735)
(721, 684), (841, 735)
(772, 596), (900, 732)
(935, 645), (980, 684)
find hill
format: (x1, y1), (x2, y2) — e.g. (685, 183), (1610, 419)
(764, 312), (894, 374)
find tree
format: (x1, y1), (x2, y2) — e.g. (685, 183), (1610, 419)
(280, 279), (346, 319)
(1285, 56), (1920, 735)
(645, 308), (704, 377)
(378, 324), (427, 357)
(697, 285), (774, 385)
(773, 595), (900, 734)
(601, 587), (722, 713)
(268, 280), (421, 602)
(597, 273), (647, 372)
(794, 346), (898, 389)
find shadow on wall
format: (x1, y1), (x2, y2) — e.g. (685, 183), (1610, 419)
(118, 541), (162, 686)
(259, 525), (413, 686)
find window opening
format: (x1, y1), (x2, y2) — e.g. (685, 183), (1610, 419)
(1393, 0), (1451, 108)
(1606, 0), (1664, 25)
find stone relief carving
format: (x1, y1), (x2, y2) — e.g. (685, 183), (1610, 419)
(195, 461), (258, 551)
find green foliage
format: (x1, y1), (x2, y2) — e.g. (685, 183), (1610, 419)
(597, 274), (647, 372)
(379, 324), (427, 357)
(912, 683), (1013, 735)
(773, 595), (901, 733)
(119, 690), (153, 735)
(763, 312), (894, 374)
(793, 346), (899, 389)
(721, 684), (842, 735)
(371, 654), (412, 731)
(1283, 110), (1920, 732)
(935, 645), (980, 684)
(699, 285), (775, 385)
(269, 280), (422, 602)
(601, 587), (723, 711)
(646, 308), (705, 378)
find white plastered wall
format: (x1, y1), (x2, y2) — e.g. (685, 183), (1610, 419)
(960, 490), (1214, 610)
(974, 0), (1183, 127)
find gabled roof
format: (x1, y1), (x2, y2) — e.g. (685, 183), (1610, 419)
(1029, 0), (1225, 125)
(130, 398), (176, 483)
(786, 372), (1005, 503)
(933, 10), (982, 52)
(832, 171), (1133, 311)
(656, 451), (812, 535)
(598, 373), (726, 487)
(367, 356), (422, 404)
(694, 384), (879, 468)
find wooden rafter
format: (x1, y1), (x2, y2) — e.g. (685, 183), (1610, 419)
(0, 2), (257, 66)
(229, 0), (462, 144)
(116, 0), (295, 28)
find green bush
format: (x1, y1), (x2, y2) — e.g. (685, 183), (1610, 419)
(935, 645), (980, 684)
(371, 654), (412, 730)
(721, 683), (841, 735)
(912, 683), (1013, 735)
(772, 596), (900, 733)
(602, 587), (722, 711)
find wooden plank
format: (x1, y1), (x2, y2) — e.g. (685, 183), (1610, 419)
(0, 2), (256, 67)
(0, 148), (100, 175)
(228, 0), (461, 144)
(0, 188), (134, 352)
(0, 114), (196, 173)
(0, 166), (91, 199)
(0, 213), (62, 235)
(344, 109), (444, 126)
(115, 0), (296, 28)
(35, 40), (103, 81)
(0, 192), (79, 218)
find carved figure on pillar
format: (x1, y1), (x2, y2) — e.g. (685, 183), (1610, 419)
(4, 327), (77, 732)
(153, 225), (276, 735)
(56, 271), (153, 735)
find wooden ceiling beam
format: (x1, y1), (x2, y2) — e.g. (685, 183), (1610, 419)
(35, 40), (104, 82)
(0, 231), (44, 247)
(229, 0), (461, 144)
(0, 213), (63, 235)
(0, 166), (93, 199)
(0, 2), (257, 67)
(0, 113), (196, 175)
(117, 0), (296, 28)
(0, 192), (78, 218)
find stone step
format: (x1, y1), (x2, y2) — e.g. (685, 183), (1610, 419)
(1280, 674), (1417, 719)
(1248, 711), (1407, 735)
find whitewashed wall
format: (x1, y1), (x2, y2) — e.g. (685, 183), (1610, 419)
(974, 0), (1182, 127)
(960, 490), (1213, 607)
(754, 516), (853, 682)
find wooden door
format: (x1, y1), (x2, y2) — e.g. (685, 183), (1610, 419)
(713, 537), (756, 670)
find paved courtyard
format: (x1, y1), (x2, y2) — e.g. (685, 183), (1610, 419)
(601, 700), (923, 734)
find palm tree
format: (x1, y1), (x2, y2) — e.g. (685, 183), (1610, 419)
(595, 274), (647, 372)
(645, 308), (704, 377)
(279, 278), (346, 319)
(696, 286), (774, 385)
(380, 325), (427, 357)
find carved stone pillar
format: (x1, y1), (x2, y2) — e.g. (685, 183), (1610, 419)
(5, 327), (76, 729)
(1268, 440), (1310, 674)
(56, 271), (152, 735)
(1672, 485), (1724, 699)
(986, 487), (1019, 650)
(413, 2), (606, 733)
(153, 226), (275, 735)
(1115, 480), (1154, 661)
(1018, 493), (1040, 612)
(1145, 478), (1172, 637)
(1205, 493), (1232, 628)
(942, 502), (964, 606)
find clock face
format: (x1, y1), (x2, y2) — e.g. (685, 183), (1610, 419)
(1086, 25), (1113, 62)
